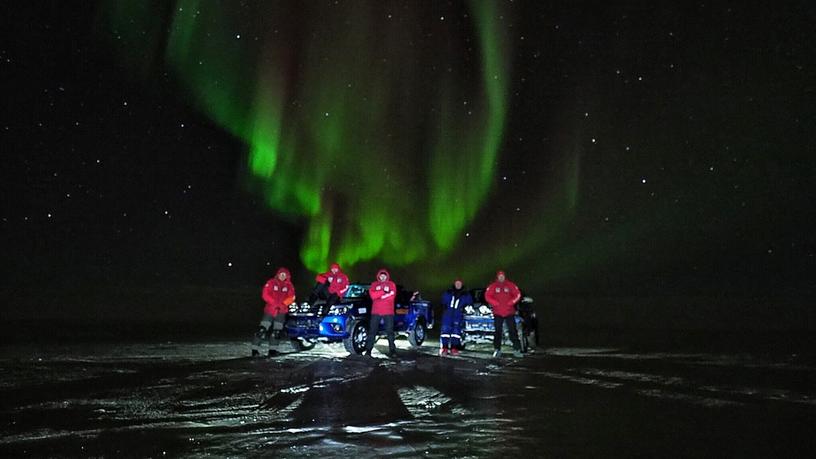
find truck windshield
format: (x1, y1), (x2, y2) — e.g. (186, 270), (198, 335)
(344, 284), (369, 299)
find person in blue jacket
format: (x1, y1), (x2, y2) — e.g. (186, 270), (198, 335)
(439, 278), (473, 356)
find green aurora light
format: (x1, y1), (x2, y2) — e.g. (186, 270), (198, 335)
(101, 0), (582, 289)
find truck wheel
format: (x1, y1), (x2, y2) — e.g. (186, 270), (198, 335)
(408, 318), (426, 348)
(343, 319), (368, 354)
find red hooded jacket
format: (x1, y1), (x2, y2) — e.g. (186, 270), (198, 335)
(315, 262), (350, 297)
(262, 267), (296, 316)
(369, 268), (397, 316)
(484, 271), (521, 317)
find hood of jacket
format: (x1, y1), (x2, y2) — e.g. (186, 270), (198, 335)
(276, 267), (292, 281)
(376, 268), (391, 281)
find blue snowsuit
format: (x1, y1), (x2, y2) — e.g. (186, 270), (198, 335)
(440, 287), (473, 349)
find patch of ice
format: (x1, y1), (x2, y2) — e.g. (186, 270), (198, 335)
(635, 388), (742, 407)
(535, 371), (624, 389)
(343, 425), (383, 433)
(577, 368), (687, 386)
(397, 385), (453, 418)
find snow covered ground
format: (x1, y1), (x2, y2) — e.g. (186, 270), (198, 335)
(1, 339), (814, 457)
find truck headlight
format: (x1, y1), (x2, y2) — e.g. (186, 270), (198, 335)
(329, 305), (349, 315)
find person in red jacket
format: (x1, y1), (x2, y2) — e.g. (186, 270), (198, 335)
(364, 268), (397, 358)
(252, 267), (295, 357)
(484, 270), (523, 358)
(307, 262), (349, 307)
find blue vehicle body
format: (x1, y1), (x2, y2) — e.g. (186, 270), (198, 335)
(284, 283), (434, 354)
(461, 289), (533, 352)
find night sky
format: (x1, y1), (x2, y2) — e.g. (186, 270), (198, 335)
(3, 1), (815, 323)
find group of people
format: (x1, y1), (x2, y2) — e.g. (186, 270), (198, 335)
(251, 263), (525, 359)
(438, 270), (524, 358)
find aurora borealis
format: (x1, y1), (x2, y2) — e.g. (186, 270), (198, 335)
(105, 0), (527, 278)
(4, 1), (816, 305)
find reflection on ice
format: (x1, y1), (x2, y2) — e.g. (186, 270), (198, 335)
(343, 425), (381, 433)
(397, 385), (454, 417)
(1, 343), (815, 457)
(535, 370), (624, 389)
(636, 388), (742, 407)
(578, 368), (687, 386)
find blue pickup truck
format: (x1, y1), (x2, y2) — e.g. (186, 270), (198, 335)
(284, 283), (434, 354)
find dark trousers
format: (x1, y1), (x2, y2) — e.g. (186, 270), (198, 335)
(365, 314), (395, 353)
(440, 308), (464, 349)
(252, 313), (286, 350)
(308, 282), (340, 307)
(493, 315), (521, 351)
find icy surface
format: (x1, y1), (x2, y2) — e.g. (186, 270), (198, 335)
(1, 340), (815, 456)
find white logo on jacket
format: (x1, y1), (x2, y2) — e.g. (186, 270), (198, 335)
(273, 286), (279, 291)
(504, 288), (509, 293)
(495, 287), (501, 293)
(282, 287), (288, 292)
